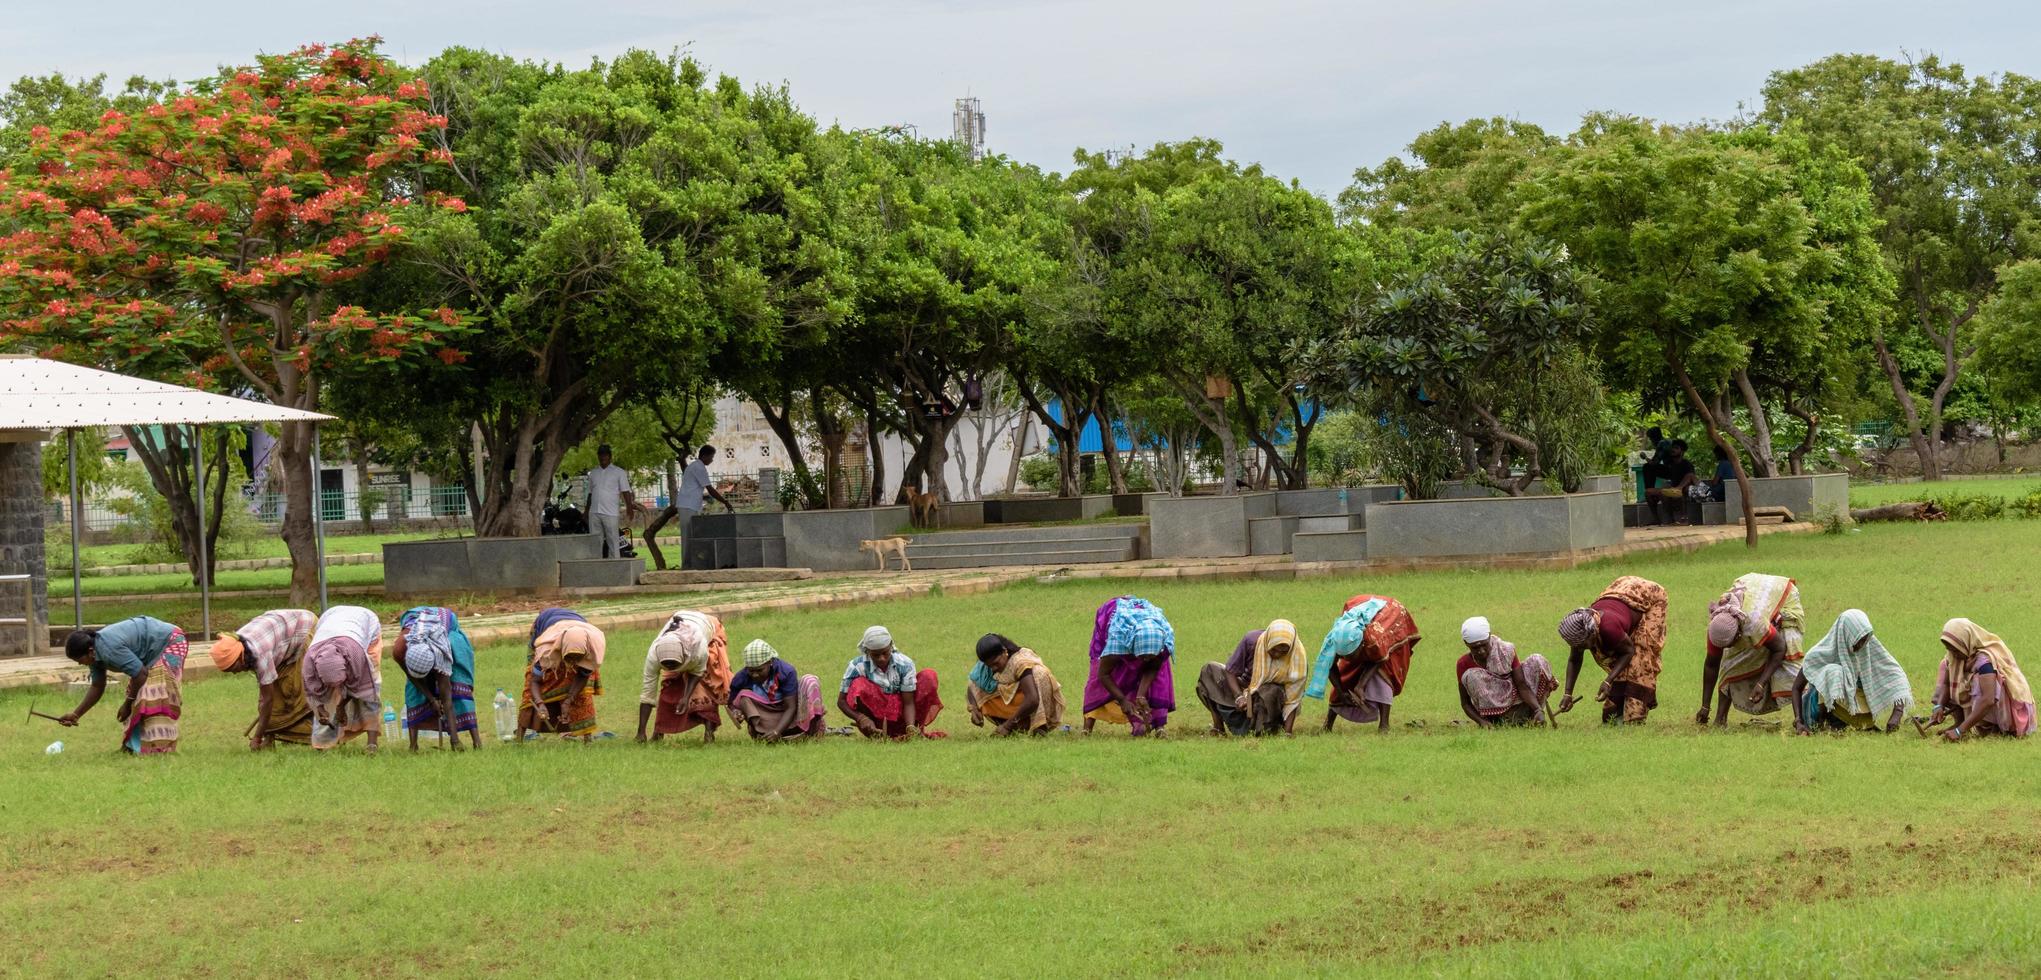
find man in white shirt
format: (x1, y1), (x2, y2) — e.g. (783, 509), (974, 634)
(677, 445), (735, 563)
(584, 445), (639, 559)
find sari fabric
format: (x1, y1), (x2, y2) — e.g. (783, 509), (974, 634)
(972, 648), (1065, 731)
(1709, 574), (1805, 716)
(400, 607), (478, 735)
(1244, 619), (1308, 722)
(1935, 619), (2036, 737)
(655, 613), (731, 735)
(1306, 595), (1420, 700)
(1801, 610), (1911, 725)
(303, 636), (381, 751)
(1459, 637), (1556, 717)
(1083, 597), (1175, 732)
(122, 630), (187, 754)
(729, 661), (826, 740)
(528, 613), (606, 737)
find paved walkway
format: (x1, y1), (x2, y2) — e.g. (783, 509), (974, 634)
(0, 520), (1811, 691)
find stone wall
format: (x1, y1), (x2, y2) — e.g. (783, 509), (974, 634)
(1363, 490), (1623, 560)
(0, 438), (48, 656)
(1722, 473), (1849, 523)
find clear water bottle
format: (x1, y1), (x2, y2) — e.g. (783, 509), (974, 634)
(45, 741), (63, 755)
(493, 689), (516, 742)
(381, 705), (399, 740)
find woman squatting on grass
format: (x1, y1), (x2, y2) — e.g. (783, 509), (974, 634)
(1928, 619), (2036, 741)
(1196, 619), (1307, 736)
(838, 625), (942, 739)
(967, 633), (1066, 736)
(1455, 616), (1556, 728)
(1793, 609), (1911, 734)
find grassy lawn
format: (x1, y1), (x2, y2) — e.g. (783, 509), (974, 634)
(66, 530), (449, 569)
(5, 521), (2040, 974)
(1849, 473), (2041, 507)
(67, 562), (388, 598)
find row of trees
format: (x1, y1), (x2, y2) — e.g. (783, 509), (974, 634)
(5, 41), (2041, 598)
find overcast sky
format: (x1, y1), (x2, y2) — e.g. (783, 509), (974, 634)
(6, 1), (2037, 194)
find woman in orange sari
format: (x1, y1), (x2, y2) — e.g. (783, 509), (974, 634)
(523, 608), (608, 740)
(638, 610), (731, 743)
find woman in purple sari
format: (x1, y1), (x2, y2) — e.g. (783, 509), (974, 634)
(1082, 596), (1176, 737)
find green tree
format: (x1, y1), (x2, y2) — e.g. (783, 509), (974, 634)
(1760, 54), (2041, 480)
(1340, 117), (1559, 231)
(376, 49), (806, 535)
(1520, 119), (1884, 544)
(1311, 232), (1607, 495)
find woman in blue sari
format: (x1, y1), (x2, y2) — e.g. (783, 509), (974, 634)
(393, 606), (480, 751)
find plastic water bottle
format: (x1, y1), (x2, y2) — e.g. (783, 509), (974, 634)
(382, 705), (399, 740)
(493, 689), (516, 742)
(45, 741), (63, 755)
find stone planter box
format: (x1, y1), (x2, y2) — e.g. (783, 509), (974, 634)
(1110, 493), (1149, 516)
(558, 557), (643, 589)
(938, 500), (986, 528)
(986, 494), (1117, 524)
(1148, 492), (1276, 558)
(781, 506), (912, 572)
(1721, 473), (1848, 523)
(1363, 490), (1623, 560)
(384, 534), (600, 595)
(1274, 485), (1401, 518)
(1436, 474), (1622, 499)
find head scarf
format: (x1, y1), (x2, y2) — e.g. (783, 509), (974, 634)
(743, 639), (778, 670)
(1461, 617), (1491, 646)
(534, 621), (607, 673)
(1802, 609), (1912, 721)
(1942, 618), (2033, 706)
(860, 625), (893, 652)
(1706, 612), (1742, 649)
(661, 617), (709, 675)
(1558, 608), (1598, 649)
(399, 606), (455, 679)
(210, 632), (246, 671)
(1245, 619), (1308, 718)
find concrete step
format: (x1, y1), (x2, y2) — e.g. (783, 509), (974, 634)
(903, 543), (1138, 570)
(1293, 529), (1369, 563)
(1294, 514), (1360, 534)
(1248, 515), (1298, 555)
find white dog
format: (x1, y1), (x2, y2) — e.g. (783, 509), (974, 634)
(859, 537), (912, 572)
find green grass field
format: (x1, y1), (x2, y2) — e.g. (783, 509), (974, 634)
(5, 519), (2040, 975)
(1848, 473), (2041, 507)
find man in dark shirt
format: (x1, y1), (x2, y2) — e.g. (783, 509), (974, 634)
(1644, 440), (1697, 525)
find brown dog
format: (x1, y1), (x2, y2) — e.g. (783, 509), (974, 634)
(859, 537), (912, 572)
(906, 489), (941, 529)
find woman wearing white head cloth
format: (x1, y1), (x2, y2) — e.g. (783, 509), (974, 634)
(1455, 617), (1557, 728)
(1792, 609), (1911, 734)
(636, 610), (729, 743)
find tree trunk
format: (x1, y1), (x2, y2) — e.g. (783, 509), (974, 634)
(1094, 395), (1128, 495)
(1729, 369), (1781, 478)
(352, 441), (374, 535)
(865, 411), (887, 507)
(1869, 328), (1941, 481)
(1176, 375), (1241, 494)
(812, 391), (849, 510)
(1783, 398), (1819, 476)
(275, 420), (322, 606)
(1671, 358), (1758, 547)
(1004, 412), (1028, 494)
(755, 395), (823, 509)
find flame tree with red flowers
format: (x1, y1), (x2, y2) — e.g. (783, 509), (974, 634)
(0, 38), (469, 604)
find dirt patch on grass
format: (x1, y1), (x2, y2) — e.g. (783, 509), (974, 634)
(1169, 830), (2041, 970)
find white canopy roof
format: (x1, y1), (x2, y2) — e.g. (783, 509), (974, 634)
(0, 355), (331, 429)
